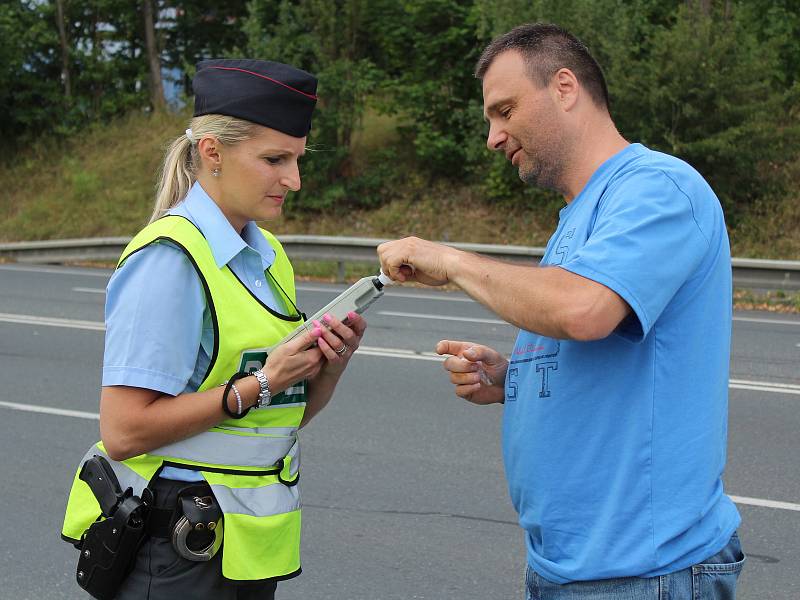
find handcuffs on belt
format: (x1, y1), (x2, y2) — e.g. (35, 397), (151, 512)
(171, 493), (224, 561)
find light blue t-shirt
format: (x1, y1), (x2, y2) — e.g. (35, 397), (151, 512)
(503, 143), (740, 583)
(103, 182), (290, 480)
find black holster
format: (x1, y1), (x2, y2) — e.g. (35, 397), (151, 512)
(75, 456), (149, 600)
(76, 495), (148, 600)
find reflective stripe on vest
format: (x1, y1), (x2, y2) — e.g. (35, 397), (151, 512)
(208, 481), (300, 518)
(151, 427), (297, 468)
(81, 442), (301, 518)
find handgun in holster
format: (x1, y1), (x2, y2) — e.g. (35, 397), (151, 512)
(75, 455), (149, 600)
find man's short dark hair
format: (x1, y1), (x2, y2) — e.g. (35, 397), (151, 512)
(475, 23), (610, 111)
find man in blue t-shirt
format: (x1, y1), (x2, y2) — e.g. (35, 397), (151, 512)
(378, 23), (744, 600)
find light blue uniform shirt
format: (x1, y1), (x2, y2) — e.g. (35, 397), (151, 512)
(103, 182), (287, 480)
(503, 144), (740, 583)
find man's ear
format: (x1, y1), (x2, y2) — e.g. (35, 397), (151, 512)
(552, 68), (579, 111)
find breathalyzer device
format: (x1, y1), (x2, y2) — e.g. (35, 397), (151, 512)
(270, 271), (393, 350)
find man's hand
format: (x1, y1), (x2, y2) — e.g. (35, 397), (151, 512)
(436, 340), (508, 405)
(377, 237), (460, 286)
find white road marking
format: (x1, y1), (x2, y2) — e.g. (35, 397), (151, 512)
(0, 264), (110, 277)
(357, 345), (443, 362)
(728, 495), (800, 512)
(0, 312), (105, 331)
(0, 400), (99, 420)
(3, 262), (799, 320)
(734, 316), (800, 326)
(301, 284), (800, 316)
(57, 284), (800, 327)
(294, 284), (343, 294)
(71, 284), (494, 301)
(377, 310), (509, 325)
(3, 398), (800, 513)
(384, 310), (800, 329)
(55, 289), (800, 326)
(3, 264), (800, 317)
(383, 291), (473, 302)
(2, 313), (799, 395)
(729, 379), (800, 395)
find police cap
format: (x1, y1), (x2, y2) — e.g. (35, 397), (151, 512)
(193, 59), (317, 138)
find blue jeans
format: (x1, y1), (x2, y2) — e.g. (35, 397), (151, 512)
(525, 532), (745, 600)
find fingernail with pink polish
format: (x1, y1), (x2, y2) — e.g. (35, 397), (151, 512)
(312, 319), (321, 328)
(323, 313), (332, 323)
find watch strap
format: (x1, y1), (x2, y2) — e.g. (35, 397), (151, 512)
(253, 369), (271, 408)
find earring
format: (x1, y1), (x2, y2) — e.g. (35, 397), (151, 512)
(212, 168), (220, 177)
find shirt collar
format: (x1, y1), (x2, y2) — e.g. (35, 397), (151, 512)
(169, 182), (276, 270)
(561, 143), (642, 217)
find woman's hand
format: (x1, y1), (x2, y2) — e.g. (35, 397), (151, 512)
(313, 311), (367, 378)
(262, 326), (326, 394)
(298, 312), (367, 428)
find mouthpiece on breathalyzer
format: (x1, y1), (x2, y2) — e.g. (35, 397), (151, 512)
(376, 270), (394, 289)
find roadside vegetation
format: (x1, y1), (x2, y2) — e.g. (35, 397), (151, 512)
(733, 290), (800, 313)
(0, 108), (566, 246)
(1, 107), (798, 258)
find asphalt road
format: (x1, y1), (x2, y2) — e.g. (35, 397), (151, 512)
(0, 263), (798, 600)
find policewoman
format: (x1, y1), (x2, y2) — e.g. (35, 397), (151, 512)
(61, 59), (366, 599)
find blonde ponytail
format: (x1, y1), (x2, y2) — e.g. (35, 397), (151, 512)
(150, 114), (260, 223)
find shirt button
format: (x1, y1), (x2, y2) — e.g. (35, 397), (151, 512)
(255, 279), (262, 288)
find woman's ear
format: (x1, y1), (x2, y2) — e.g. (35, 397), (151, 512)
(197, 135), (222, 171)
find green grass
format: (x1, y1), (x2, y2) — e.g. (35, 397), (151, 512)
(733, 288), (800, 313)
(0, 109), (559, 247)
(0, 110), (177, 241)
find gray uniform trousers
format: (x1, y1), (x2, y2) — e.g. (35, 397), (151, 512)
(114, 477), (279, 600)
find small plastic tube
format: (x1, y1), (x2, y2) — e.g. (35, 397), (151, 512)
(376, 270), (394, 287)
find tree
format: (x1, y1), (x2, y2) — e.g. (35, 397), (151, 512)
(142, 0), (165, 112)
(160, 0), (250, 97)
(629, 3), (800, 215)
(245, 0), (379, 210)
(472, 0), (800, 216)
(54, 0), (71, 100)
(370, 0), (487, 180)
(0, 1), (63, 145)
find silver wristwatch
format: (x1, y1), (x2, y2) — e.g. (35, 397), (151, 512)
(252, 369), (271, 408)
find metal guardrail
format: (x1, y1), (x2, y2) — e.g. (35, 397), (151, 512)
(0, 235), (799, 290)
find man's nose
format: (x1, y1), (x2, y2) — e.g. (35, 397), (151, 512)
(486, 124), (507, 152)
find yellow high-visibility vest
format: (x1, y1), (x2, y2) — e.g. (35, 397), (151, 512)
(62, 215), (308, 581)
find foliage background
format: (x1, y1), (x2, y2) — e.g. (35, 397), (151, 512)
(1, 0), (799, 257)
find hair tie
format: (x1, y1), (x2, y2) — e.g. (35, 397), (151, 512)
(222, 372), (251, 419)
(185, 128), (194, 142)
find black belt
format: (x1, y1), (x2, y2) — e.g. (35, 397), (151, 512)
(145, 478), (212, 538)
(146, 505), (176, 538)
